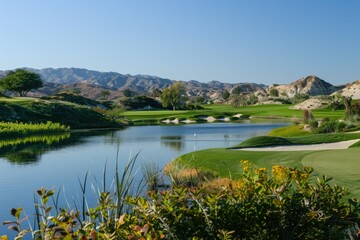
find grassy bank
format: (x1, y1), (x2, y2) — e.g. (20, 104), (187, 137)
(0, 97), (122, 129)
(231, 132), (360, 149)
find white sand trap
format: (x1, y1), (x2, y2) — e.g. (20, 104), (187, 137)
(233, 114), (243, 118)
(181, 119), (196, 123)
(161, 118), (179, 124)
(205, 116), (216, 122)
(237, 139), (360, 151)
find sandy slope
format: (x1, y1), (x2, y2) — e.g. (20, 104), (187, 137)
(237, 139), (360, 151)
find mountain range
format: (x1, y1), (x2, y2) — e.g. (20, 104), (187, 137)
(0, 68), (358, 100)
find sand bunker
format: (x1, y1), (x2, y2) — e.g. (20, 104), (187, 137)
(237, 139), (360, 151)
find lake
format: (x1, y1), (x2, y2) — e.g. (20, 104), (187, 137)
(0, 121), (288, 236)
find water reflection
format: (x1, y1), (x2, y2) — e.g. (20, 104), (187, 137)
(160, 136), (185, 151)
(103, 131), (123, 145)
(0, 131), (115, 165)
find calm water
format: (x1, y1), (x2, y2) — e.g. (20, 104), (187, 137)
(0, 122), (287, 236)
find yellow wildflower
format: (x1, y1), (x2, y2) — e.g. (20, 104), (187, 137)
(272, 165), (289, 182)
(255, 167), (268, 181)
(240, 160), (252, 172)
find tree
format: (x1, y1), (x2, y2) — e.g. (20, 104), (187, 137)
(194, 96), (205, 104)
(221, 89), (230, 100)
(104, 107), (124, 121)
(248, 93), (258, 105)
(232, 86), (242, 95)
(100, 90), (110, 100)
(0, 69), (43, 96)
(230, 94), (247, 108)
(269, 87), (279, 97)
(160, 82), (186, 110)
(151, 88), (162, 98)
(343, 96), (352, 119)
(123, 89), (133, 97)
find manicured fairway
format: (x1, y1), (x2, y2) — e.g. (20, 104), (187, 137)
(122, 104), (345, 123)
(176, 148), (312, 178)
(302, 149), (360, 197)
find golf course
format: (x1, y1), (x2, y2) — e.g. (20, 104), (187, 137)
(129, 104), (360, 199)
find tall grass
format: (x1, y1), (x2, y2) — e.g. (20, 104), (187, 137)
(23, 151), (147, 238)
(0, 121), (69, 138)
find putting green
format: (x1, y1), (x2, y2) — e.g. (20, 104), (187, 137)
(302, 149), (360, 198)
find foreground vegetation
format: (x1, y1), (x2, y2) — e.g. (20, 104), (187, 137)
(2, 159), (359, 239)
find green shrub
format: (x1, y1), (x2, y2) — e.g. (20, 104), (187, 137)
(119, 96), (163, 109)
(3, 163), (359, 239)
(309, 120), (319, 130)
(316, 120), (348, 133)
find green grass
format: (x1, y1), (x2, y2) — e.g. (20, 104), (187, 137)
(0, 97), (38, 102)
(175, 148), (360, 197)
(229, 136), (292, 148)
(267, 124), (310, 137)
(0, 121), (69, 138)
(176, 148), (311, 178)
(233, 132), (360, 148)
(121, 104), (346, 124)
(302, 149), (360, 197)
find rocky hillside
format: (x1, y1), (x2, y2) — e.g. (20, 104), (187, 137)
(334, 80), (360, 99)
(271, 75), (341, 98)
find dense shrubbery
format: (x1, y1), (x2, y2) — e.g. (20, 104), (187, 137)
(0, 100), (121, 129)
(119, 96), (163, 110)
(310, 118), (353, 134)
(2, 161), (359, 239)
(0, 121), (69, 138)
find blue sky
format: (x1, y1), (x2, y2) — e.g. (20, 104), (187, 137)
(0, 0), (359, 85)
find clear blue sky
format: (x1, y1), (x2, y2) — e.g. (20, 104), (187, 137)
(0, 0), (359, 85)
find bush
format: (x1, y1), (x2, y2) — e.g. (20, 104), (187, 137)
(3, 163), (359, 239)
(309, 120), (319, 130)
(316, 120), (348, 133)
(119, 96), (163, 109)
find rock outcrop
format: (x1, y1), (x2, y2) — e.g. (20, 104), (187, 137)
(272, 75), (340, 98)
(334, 80), (360, 99)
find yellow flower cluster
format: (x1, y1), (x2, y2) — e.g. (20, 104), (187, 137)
(240, 160), (252, 172)
(290, 168), (309, 181)
(272, 165), (289, 182)
(202, 178), (247, 190)
(255, 167), (268, 180)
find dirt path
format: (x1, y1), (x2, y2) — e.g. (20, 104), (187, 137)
(237, 139), (360, 151)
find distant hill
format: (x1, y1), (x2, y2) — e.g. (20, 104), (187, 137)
(0, 68), (265, 100)
(270, 75), (342, 98)
(0, 68), (351, 101)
